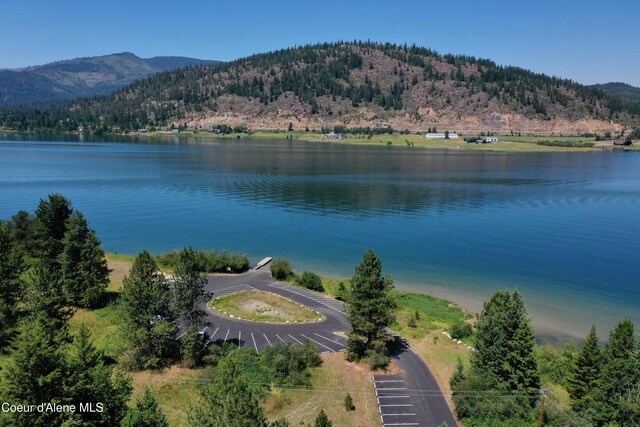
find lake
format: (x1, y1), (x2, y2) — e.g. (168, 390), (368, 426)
(1, 133), (638, 342)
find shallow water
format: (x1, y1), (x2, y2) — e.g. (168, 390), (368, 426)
(1, 133), (638, 341)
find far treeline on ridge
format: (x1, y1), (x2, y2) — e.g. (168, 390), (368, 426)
(1, 41), (639, 135)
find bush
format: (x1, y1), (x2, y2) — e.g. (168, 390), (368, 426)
(260, 341), (322, 386)
(155, 249), (249, 273)
(365, 341), (389, 370)
(450, 322), (473, 340)
(344, 393), (355, 411)
(296, 271), (324, 292)
(335, 281), (349, 301)
(181, 327), (207, 368)
(270, 258), (294, 281)
(407, 317), (417, 328)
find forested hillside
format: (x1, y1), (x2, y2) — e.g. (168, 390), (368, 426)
(0, 52), (218, 106)
(1, 42), (639, 134)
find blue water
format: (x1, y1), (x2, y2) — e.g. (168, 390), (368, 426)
(1, 134), (638, 341)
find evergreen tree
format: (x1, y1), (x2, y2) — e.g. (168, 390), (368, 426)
(567, 325), (601, 409)
(452, 290), (540, 422)
(314, 410), (332, 427)
(345, 250), (396, 360)
(180, 326), (208, 368)
(449, 358), (466, 389)
(121, 387), (169, 427)
(0, 225), (25, 348)
(120, 251), (175, 370)
(34, 193), (73, 262)
(0, 317), (68, 427)
(171, 247), (210, 328)
(64, 324), (132, 426)
(588, 319), (640, 426)
(23, 259), (74, 333)
(60, 211), (109, 308)
(605, 318), (635, 360)
(188, 359), (270, 427)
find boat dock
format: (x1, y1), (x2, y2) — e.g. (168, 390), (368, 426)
(254, 257), (273, 270)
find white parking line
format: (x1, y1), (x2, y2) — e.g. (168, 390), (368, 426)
(223, 329), (230, 343)
(313, 333), (345, 346)
(204, 327), (220, 346)
(300, 333), (334, 352)
(263, 333), (273, 347)
(238, 331), (242, 348)
(376, 388), (408, 391)
(381, 413), (417, 416)
(199, 326), (208, 334)
(380, 404), (414, 407)
(383, 423), (419, 426)
(288, 334), (303, 345)
(251, 333), (258, 353)
(377, 396), (412, 399)
(275, 334), (286, 343)
(375, 380), (405, 383)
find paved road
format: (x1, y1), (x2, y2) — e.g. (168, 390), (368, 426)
(198, 269), (458, 426)
(198, 269), (350, 353)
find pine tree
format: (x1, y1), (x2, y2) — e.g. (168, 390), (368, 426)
(60, 211), (109, 307)
(314, 410), (332, 427)
(567, 325), (601, 409)
(34, 193), (73, 262)
(23, 259), (74, 333)
(588, 319), (640, 425)
(0, 317), (68, 427)
(64, 324), (132, 426)
(0, 225), (25, 348)
(449, 358), (466, 389)
(120, 251), (175, 370)
(188, 359), (270, 427)
(452, 290), (540, 422)
(121, 387), (169, 427)
(605, 318), (635, 360)
(180, 326), (207, 368)
(345, 250), (396, 360)
(171, 247), (209, 329)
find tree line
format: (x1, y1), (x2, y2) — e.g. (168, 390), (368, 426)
(0, 194), (338, 426)
(449, 290), (640, 426)
(1, 41), (638, 133)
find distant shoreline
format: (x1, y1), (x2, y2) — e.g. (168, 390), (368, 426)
(2, 129), (636, 153)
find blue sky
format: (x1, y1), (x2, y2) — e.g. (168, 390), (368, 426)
(1, 0), (639, 86)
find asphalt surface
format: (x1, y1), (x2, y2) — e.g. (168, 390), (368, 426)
(199, 269), (458, 426)
(199, 269), (350, 353)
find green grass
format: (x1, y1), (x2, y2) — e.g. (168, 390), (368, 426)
(105, 252), (137, 263)
(131, 367), (203, 427)
(209, 290), (324, 324)
(69, 304), (128, 360)
(390, 291), (471, 339)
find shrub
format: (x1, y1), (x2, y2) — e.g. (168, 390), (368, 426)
(450, 322), (473, 340)
(270, 258), (294, 281)
(296, 271), (324, 292)
(344, 393), (355, 411)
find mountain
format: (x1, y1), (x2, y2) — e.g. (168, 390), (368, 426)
(590, 82), (640, 104)
(0, 52), (219, 106)
(2, 42), (638, 134)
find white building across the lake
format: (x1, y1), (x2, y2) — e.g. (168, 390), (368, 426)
(424, 132), (459, 139)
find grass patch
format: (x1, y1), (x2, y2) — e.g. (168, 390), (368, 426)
(536, 140), (595, 148)
(390, 291), (471, 339)
(69, 304), (128, 360)
(130, 366), (202, 427)
(264, 353), (382, 427)
(208, 290), (324, 324)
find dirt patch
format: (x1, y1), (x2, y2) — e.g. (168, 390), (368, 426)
(265, 352), (382, 426)
(106, 257), (131, 292)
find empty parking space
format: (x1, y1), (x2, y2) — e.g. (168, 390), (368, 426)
(374, 374), (421, 427)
